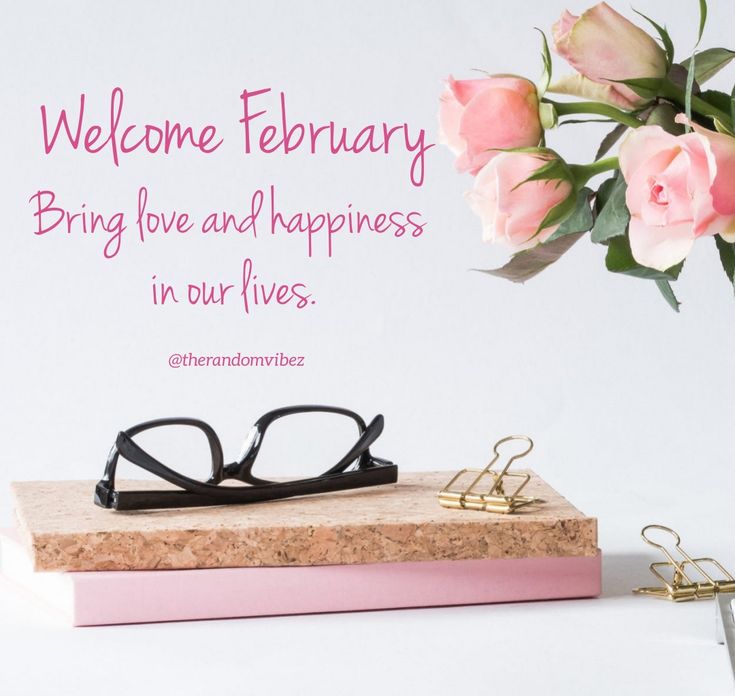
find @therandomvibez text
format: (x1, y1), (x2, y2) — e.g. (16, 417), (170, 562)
(29, 86), (433, 315)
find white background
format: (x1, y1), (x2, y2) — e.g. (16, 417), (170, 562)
(1, 0), (735, 693)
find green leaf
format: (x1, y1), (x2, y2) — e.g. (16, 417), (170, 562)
(654, 279), (681, 312)
(692, 91), (735, 134)
(546, 188), (594, 241)
(667, 64), (695, 92)
(715, 234), (735, 293)
(633, 9), (674, 67)
(713, 118), (735, 135)
(595, 175), (618, 212)
(539, 102), (558, 129)
(697, 0), (708, 44)
(489, 145), (561, 158)
(731, 83), (735, 129)
(559, 118), (615, 126)
(605, 235), (684, 280)
(681, 47), (735, 84)
(595, 123), (628, 160)
(685, 52), (696, 131)
(699, 89), (732, 113)
(474, 233), (584, 283)
(591, 174), (629, 243)
(514, 158), (570, 187)
(645, 102), (685, 134)
(536, 28), (552, 95)
(534, 191), (578, 234)
(612, 77), (662, 100)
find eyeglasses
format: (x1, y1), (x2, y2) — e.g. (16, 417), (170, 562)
(94, 405), (397, 511)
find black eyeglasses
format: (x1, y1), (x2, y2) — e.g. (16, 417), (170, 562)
(94, 405), (397, 511)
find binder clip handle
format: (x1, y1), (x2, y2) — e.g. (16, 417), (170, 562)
(641, 524), (681, 550)
(493, 435), (534, 466)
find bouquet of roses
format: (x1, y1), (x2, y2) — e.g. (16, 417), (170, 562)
(440, 0), (735, 310)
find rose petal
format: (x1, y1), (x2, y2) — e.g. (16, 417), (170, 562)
(628, 216), (695, 271)
(437, 89), (465, 156)
(447, 76), (494, 107)
(547, 73), (636, 110)
(619, 125), (679, 182)
(552, 9), (578, 48)
(459, 87), (541, 171)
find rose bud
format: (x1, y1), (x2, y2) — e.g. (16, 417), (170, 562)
(439, 75), (543, 175)
(550, 2), (667, 110)
(466, 151), (574, 251)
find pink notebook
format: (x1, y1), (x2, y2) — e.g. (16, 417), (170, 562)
(0, 530), (600, 626)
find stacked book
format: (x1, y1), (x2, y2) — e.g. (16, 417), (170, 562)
(1, 472), (600, 625)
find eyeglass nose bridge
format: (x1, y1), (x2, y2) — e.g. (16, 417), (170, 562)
(218, 423), (268, 484)
(236, 426), (261, 464)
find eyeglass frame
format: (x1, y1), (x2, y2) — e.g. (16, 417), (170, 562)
(94, 405), (397, 511)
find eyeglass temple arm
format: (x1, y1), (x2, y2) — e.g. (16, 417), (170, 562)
(323, 414), (385, 475)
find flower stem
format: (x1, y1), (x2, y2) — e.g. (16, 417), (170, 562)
(659, 80), (732, 127)
(543, 99), (642, 129)
(569, 156), (620, 186)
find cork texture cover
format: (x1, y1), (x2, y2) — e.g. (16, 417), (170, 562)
(11, 471), (597, 572)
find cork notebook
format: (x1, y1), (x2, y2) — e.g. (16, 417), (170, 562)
(11, 471), (597, 572)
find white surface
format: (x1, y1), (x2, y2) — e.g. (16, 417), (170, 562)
(2, 0), (735, 693)
(0, 533), (73, 620)
(0, 568), (732, 695)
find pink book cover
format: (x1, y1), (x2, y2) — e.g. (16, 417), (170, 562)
(0, 530), (600, 626)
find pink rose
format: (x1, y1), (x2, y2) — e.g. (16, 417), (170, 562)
(691, 123), (735, 235)
(550, 2), (667, 110)
(466, 152), (574, 251)
(438, 75), (542, 175)
(619, 118), (735, 271)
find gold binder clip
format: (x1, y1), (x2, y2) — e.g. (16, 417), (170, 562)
(633, 525), (735, 602)
(437, 435), (542, 514)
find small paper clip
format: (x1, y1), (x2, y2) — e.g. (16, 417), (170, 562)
(437, 435), (542, 514)
(633, 525), (735, 602)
